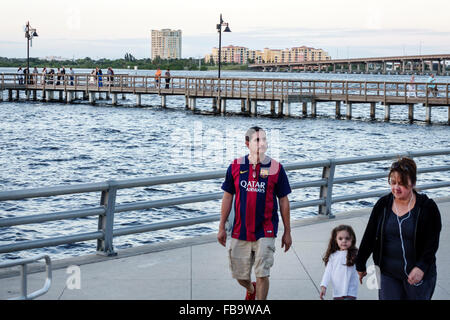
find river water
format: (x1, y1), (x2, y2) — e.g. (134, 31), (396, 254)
(1, 68), (449, 261)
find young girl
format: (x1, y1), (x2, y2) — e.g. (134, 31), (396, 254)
(320, 225), (359, 300)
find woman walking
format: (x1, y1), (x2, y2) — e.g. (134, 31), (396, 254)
(356, 157), (442, 300)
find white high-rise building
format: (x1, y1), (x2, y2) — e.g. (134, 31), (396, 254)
(151, 29), (182, 60)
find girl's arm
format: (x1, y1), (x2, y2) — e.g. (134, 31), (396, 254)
(319, 256), (333, 299)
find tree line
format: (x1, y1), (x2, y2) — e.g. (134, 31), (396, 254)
(0, 55), (249, 71)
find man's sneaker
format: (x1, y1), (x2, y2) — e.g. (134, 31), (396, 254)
(245, 282), (257, 300)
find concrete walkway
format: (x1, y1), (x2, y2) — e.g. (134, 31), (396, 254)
(1, 199), (449, 300)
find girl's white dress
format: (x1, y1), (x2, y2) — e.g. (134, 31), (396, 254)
(320, 250), (359, 298)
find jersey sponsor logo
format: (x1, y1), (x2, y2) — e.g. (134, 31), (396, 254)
(240, 180), (266, 193)
(240, 170), (248, 174)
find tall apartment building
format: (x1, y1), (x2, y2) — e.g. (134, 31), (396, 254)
(205, 45), (330, 64)
(151, 29), (182, 60)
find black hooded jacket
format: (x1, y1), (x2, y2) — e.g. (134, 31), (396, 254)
(355, 191), (442, 276)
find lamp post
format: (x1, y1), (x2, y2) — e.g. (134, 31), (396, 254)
(216, 14), (231, 79)
(25, 21), (38, 81)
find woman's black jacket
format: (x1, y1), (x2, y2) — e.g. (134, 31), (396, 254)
(355, 191), (442, 276)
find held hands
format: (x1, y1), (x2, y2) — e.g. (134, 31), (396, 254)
(408, 267), (424, 285)
(358, 271), (367, 284)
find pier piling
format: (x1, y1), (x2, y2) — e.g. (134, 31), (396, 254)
(426, 105), (432, 124)
(408, 104), (414, 122)
(335, 101), (341, 118)
(136, 94), (141, 107)
(346, 103), (352, 120)
(370, 102), (376, 120)
(112, 94), (117, 106)
(384, 104), (391, 122)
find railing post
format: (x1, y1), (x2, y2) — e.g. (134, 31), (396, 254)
(97, 180), (118, 256)
(318, 160), (336, 218)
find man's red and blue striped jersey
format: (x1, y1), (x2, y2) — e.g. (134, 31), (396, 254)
(221, 155), (291, 242)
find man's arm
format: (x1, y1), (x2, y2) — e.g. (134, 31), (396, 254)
(217, 191), (233, 247)
(279, 196), (292, 252)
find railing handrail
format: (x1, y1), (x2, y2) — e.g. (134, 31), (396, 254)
(0, 149), (449, 256)
(1, 72), (449, 85)
(0, 254), (52, 300)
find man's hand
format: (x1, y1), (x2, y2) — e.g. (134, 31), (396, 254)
(281, 230), (292, 252)
(217, 228), (227, 247)
(218, 192), (233, 247)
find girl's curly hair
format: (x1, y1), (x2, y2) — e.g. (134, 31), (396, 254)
(322, 225), (358, 267)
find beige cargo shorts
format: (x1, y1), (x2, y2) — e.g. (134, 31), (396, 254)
(228, 237), (276, 280)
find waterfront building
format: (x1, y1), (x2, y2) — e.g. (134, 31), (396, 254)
(205, 45), (249, 64)
(205, 45), (330, 64)
(151, 29), (182, 60)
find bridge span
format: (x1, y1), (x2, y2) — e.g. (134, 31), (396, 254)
(249, 54), (450, 75)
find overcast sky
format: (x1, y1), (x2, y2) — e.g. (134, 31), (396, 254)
(1, 0), (449, 60)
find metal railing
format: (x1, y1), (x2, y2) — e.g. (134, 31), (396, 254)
(0, 254), (52, 300)
(1, 73), (449, 104)
(0, 149), (449, 256)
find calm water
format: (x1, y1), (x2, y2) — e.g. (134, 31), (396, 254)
(1, 68), (449, 261)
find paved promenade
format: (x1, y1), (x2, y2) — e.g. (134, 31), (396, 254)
(1, 198), (449, 300)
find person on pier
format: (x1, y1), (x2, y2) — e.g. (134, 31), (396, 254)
(407, 75), (416, 98)
(218, 126), (292, 300)
(427, 74), (438, 97)
(17, 67), (24, 85)
(356, 157), (442, 300)
(155, 67), (162, 87)
(164, 68), (171, 89)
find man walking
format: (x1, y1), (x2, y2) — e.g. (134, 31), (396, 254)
(217, 126), (292, 300)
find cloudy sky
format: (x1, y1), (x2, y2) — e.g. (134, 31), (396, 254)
(1, 0), (449, 60)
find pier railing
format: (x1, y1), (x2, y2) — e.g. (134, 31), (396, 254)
(1, 73), (449, 104)
(0, 149), (449, 256)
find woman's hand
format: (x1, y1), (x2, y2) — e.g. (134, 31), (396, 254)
(408, 267), (424, 285)
(358, 271), (367, 284)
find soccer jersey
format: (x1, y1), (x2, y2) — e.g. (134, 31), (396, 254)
(221, 155), (291, 241)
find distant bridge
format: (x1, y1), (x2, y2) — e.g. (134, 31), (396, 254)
(249, 54), (450, 75)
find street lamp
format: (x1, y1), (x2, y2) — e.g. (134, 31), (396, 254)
(216, 14), (231, 79)
(25, 21), (38, 79)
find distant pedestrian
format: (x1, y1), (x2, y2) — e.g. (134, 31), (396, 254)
(89, 69), (95, 85)
(69, 67), (75, 86)
(320, 225), (359, 300)
(32, 67), (38, 84)
(41, 67), (47, 85)
(407, 75), (416, 98)
(97, 67), (103, 87)
(48, 69), (55, 85)
(56, 68), (61, 85)
(165, 68), (171, 89)
(427, 74), (437, 97)
(17, 67), (24, 85)
(107, 67), (114, 86)
(155, 67), (162, 87)
(61, 67), (66, 85)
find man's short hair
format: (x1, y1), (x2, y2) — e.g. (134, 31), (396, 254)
(245, 126), (265, 142)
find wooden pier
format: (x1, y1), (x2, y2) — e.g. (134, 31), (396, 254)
(1, 73), (450, 124)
